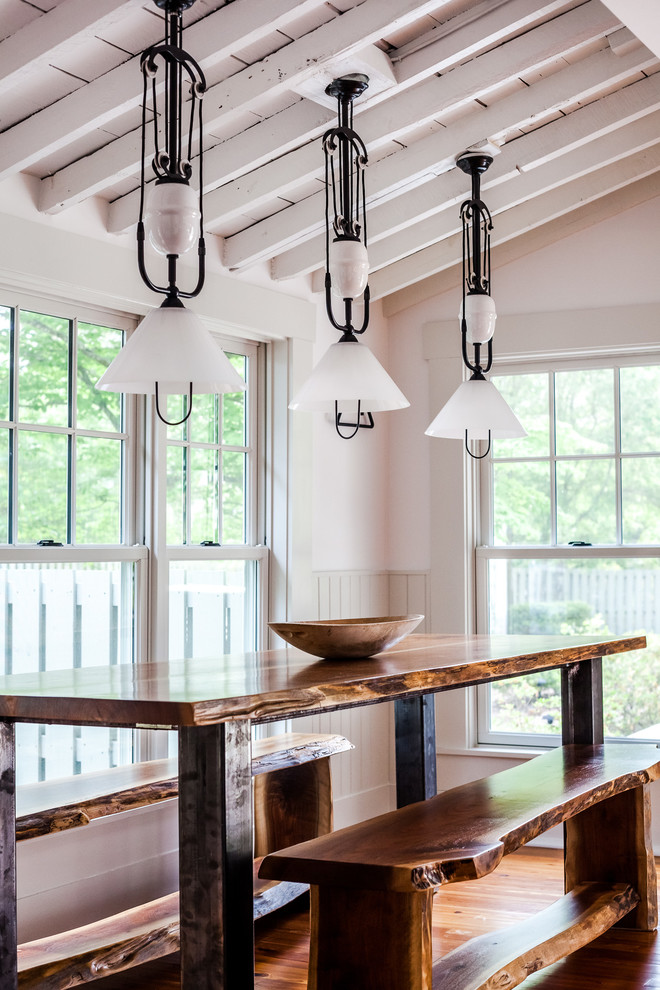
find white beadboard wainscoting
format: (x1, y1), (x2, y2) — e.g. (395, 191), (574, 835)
(293, 569), (430, 829)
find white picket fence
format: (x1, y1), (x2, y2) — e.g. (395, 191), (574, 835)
(507, 561), (660, 636)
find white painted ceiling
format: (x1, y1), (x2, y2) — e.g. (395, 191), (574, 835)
(1, 0), (659, 304)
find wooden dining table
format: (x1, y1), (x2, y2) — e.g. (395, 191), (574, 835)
(0, 631), (646, 990)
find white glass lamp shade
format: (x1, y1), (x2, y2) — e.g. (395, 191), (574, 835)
(289, 339), (408, 412)
(460, 292), (497, 344)
(425, 378), (526, 440)
(329, 238), (369, 299)
(97, 304), (246, 396)
(145, 180), (201, 256)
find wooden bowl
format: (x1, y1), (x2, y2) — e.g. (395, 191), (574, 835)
(269, 614), (424, 660)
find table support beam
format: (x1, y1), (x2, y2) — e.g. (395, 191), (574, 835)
(394, 694), (437, 807)
(0, 720), (17, 990)
(561, 658), (604, 746)
(179, 720), (254, 990)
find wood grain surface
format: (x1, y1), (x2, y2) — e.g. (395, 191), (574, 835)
(431, 882), (639, 990)
(260, 744), (660, 893)
(0, 634), (646, 727)
(17, 893), (180, 988)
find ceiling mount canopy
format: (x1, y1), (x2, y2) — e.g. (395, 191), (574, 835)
(290, 73), (408, 440)
(97, 0), (245, 425)
(426, 149), (525, 457)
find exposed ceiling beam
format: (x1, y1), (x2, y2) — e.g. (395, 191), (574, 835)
(34, 0), (444, 216)
(367, 144), (660, 299)
(222, 1), (623, 270)
(106, 0), (572, 233)
(364, 108), (660, 278)
(0, 0), (328, 183)
(393, 0), (571, 87)
(382, 172), (660, 314)
(274, 43), (657, 280)
(0, 0), (142, 96)
(218, 4), (628, 269)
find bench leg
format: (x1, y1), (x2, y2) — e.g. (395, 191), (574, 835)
(253, 756), (333, 858)
(308, 885), (434, 990)
(564, 783), (657, 931)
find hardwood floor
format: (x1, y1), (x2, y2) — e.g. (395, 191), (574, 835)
(95, 848), (660, 988)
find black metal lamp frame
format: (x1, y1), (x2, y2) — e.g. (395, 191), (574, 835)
(137, 0), (206, 426)
(457, 151), (495, 459)
(323, 75), (372, 439)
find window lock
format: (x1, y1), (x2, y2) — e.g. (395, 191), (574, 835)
(37, 539), (63, 547)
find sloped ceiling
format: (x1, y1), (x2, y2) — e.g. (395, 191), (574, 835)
(0, 0), (659, 306)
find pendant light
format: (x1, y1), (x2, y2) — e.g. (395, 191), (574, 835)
(425, 151), (525, 457)
(289, 74), (408, 440)
(97, 0), (245, 425)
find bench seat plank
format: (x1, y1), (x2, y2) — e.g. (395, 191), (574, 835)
(260, 744), (660, 893)
(17, 892), (180, 988)
(17, 732), (352, 840)
(431, 882), (638, 990)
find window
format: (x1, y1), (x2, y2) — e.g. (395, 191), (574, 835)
(163, 339), (266, 662)
(0, 296), (143, 783)
(1, 295), (265, 782)
(477, 361), (660, 746)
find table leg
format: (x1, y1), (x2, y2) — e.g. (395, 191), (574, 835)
(0, 720), (17, 990)
(394, 695), (437, 807)
(560, 658), (604, 745)
(178, 720), (254, 990)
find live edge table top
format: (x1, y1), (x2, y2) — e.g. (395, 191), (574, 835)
(0, 633), (646, 730)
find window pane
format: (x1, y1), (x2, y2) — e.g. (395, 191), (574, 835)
(189, 393), (217, 445)
(167, 445), (185, 544)
(0, 306), (11, 422)
(223, 354), (246, 446)
(555, 368), (614, 456)
(76, 436), (122, 544)
(17, 430), (68, 543)
(166, 395), (187, 441)
(493, 462), (551, 545)
(222, 451), (245, 544)
(556, 458), (616, 544)
(622, 457), (660, 544)
(620, 366), (660, 454)
(190, 446), (218, 545)
(487, 558), (660, 740)
(77, 322), (123, 432)
(19, 311), (70, 427)
(491, 373), (549, 459)
(169, 559), (257, 658)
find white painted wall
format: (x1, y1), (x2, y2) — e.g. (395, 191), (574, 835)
(310, 296), (393, 573)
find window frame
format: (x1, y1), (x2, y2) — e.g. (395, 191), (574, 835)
(476, 349), (660, 748)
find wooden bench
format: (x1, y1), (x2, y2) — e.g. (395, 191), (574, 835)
(16, 731), (352, 988)
(260, 742), (660, 990)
